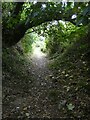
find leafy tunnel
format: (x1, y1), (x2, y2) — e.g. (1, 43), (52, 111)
(2, 2), (90, 47)
(2, 1), (90, 119)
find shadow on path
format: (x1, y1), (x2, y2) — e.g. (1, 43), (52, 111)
(3, 47), (60, 119)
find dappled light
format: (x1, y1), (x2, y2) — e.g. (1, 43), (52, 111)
(2, 2), (90, 119)
(32, 47), (46, 59)
(31, 36), (46, 58)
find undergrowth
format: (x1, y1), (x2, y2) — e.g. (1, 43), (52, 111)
(47, 34), (90, 118)
(49, 34), (90, 95)
(2, 44), (33, 87)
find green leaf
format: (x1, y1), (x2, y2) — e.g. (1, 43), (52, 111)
(66, 103), (75, 110)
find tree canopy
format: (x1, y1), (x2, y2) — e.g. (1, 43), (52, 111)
(2, 2), (90, 47)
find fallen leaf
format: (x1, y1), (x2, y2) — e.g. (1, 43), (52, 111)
(66, 103), (75, 110)
(23, 107), (27, 111)
(26, 113), (29, 117)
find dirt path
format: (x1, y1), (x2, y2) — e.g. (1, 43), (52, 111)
(3, 46), (90, 119)
(24, 47), (58, 118)
(3, 47), (61, 119)
(30, 47), (52, 89)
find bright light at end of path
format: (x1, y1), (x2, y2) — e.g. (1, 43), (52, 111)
(32, 47), (46, 59)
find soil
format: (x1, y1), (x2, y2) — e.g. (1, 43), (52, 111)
(2, 47), (90, 119)
(3, 47), (60, 119)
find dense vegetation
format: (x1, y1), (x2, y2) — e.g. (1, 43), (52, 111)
(2, 2), (90, 46)
(2, 2), (90, 119)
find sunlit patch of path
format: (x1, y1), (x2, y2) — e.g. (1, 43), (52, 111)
(31, 47), (46, 58)
(30, 46), (51, 85)
(25, 46), (59, 118)
(7, 46), (61, 118)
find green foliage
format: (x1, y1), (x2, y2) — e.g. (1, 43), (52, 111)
(49, 33), (90, 94)
(2, 47), (26, 77)
(21, 32), (37, 54)
(2, 44), (34, 87)
(45, 21), (88, 55)
(66, 103), (75, 111)
(2, 2), (90, 46)
(2, 2), (23, 29)
(20, 3), (32, 21)
(2, 2), (15, 18)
